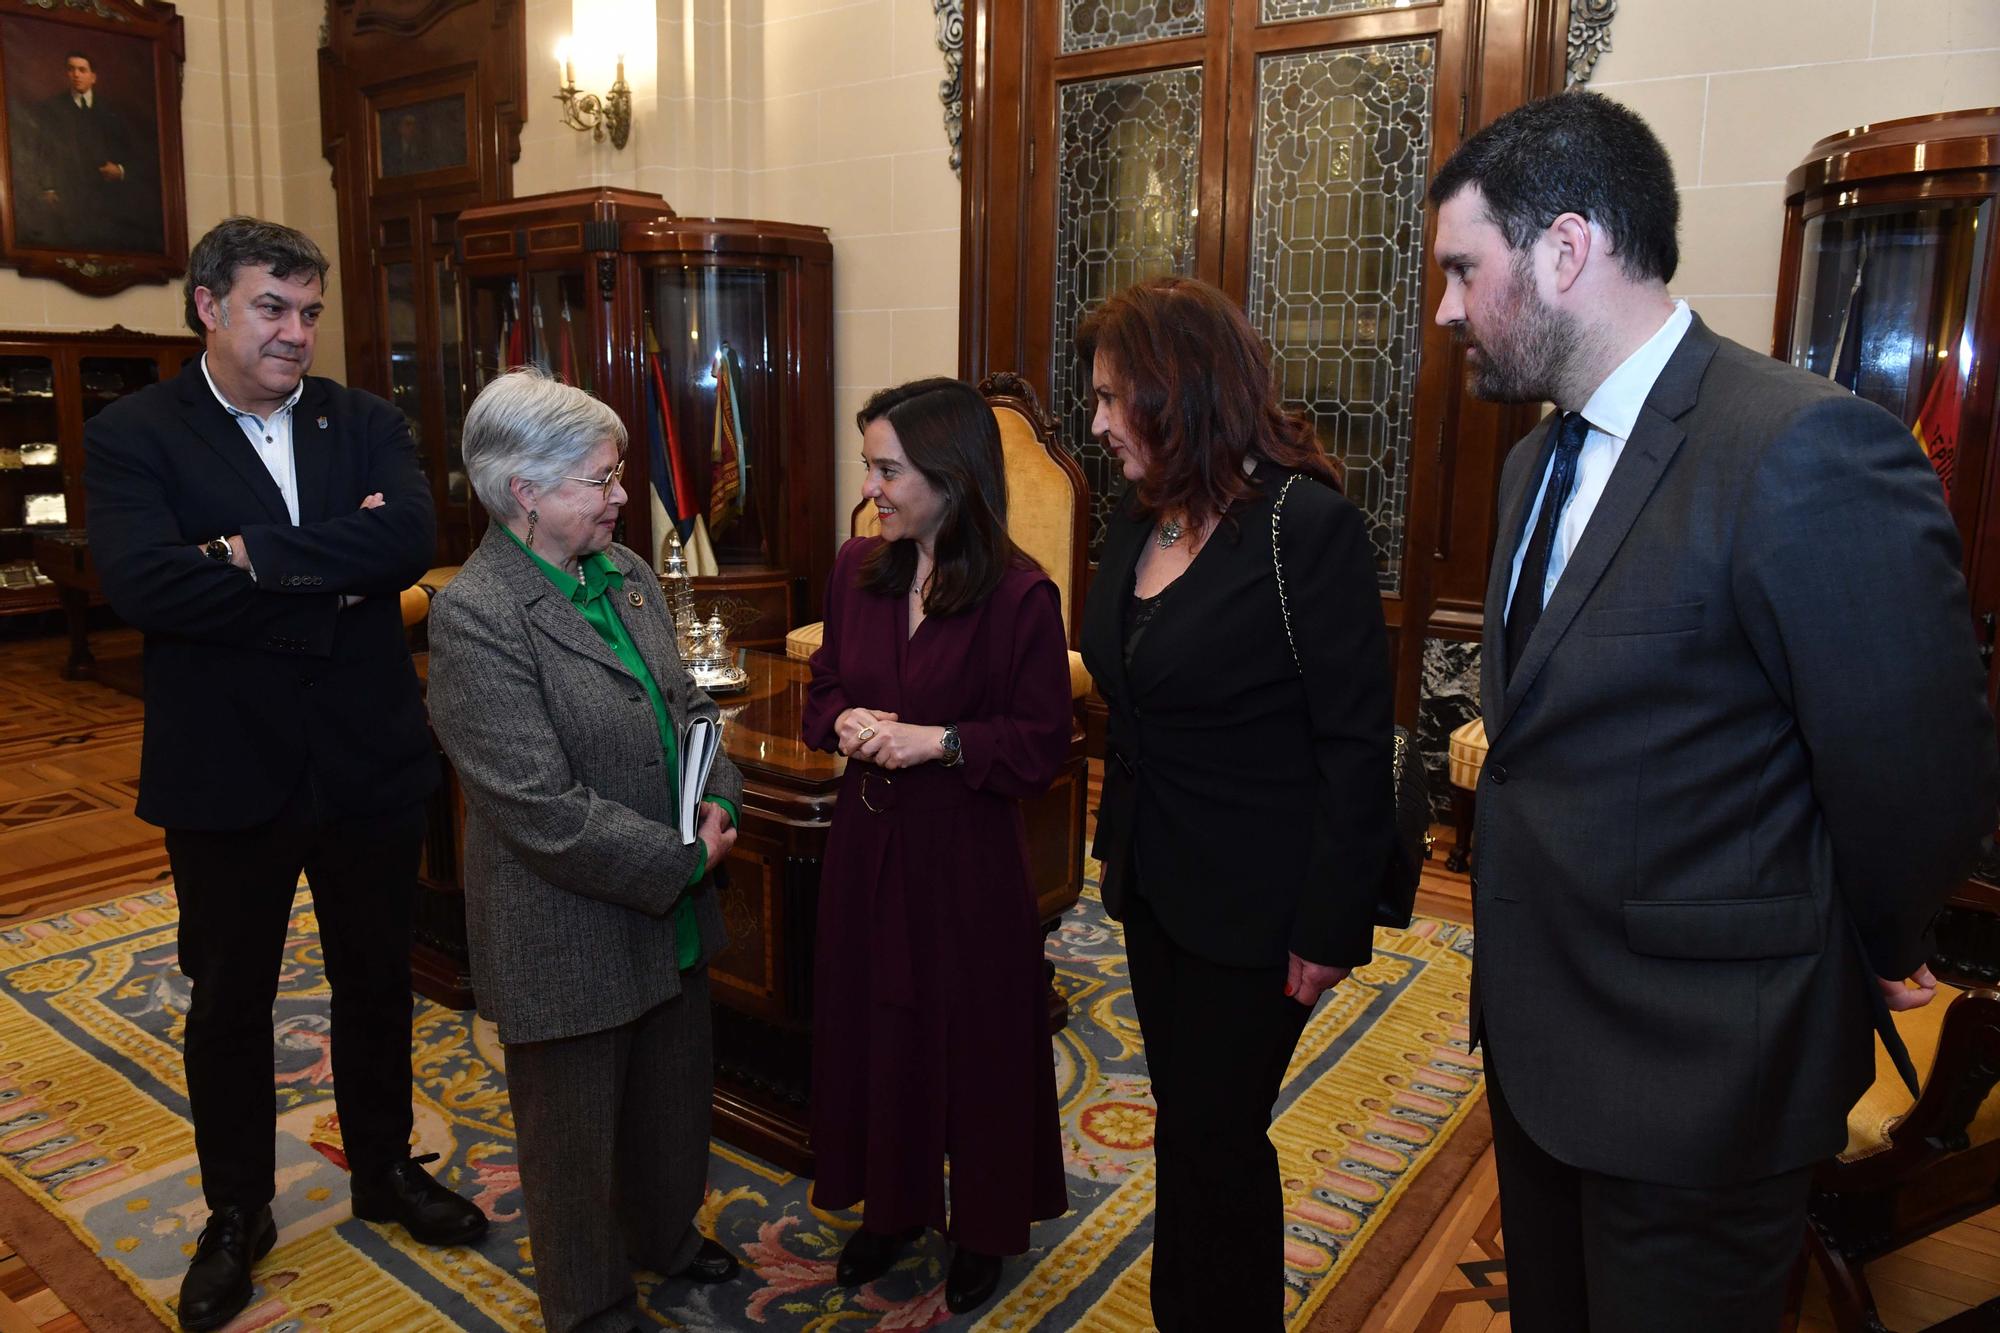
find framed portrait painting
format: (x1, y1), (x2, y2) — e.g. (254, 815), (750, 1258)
(0, 0), (188, 295)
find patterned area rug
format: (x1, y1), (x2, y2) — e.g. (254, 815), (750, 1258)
(0, 881), (1483, 1331)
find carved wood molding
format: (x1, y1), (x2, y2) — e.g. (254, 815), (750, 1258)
(334, 0), (476, 39)
(933, 0), (963, 174)
(1566, 0), (1616, 88)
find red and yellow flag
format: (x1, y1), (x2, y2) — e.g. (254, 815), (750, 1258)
(1913, 344), (1964, 505)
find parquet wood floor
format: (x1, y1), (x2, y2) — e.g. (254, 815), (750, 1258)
(0, 628), (159, 1328)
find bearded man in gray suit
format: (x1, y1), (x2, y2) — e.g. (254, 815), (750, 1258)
(1430, 92), (1997, 1330)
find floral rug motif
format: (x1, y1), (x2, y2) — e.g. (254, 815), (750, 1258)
(0, 881), (1481, 1330)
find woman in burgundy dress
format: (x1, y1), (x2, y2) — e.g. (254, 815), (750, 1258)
(801, 376), (1072, 1315)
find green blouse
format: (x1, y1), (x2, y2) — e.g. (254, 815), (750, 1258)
(502, 526), (733, 970)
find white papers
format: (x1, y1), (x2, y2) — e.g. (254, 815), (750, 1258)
(679, 715), (719, 845)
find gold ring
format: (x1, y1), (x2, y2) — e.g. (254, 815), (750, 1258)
(858, 726), (876, 741)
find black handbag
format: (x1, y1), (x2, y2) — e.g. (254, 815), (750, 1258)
(1271, 473), (1430, 930)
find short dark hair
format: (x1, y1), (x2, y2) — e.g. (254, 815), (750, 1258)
(183, 216), (329, 336)
(1076, 276), (1338, 530)
(64, 51), (93, 68)
(856, 377), (1036, 618)
(1428, 91), (1679, 283)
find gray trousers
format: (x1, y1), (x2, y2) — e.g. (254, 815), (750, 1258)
(505, 969), (714, 1333)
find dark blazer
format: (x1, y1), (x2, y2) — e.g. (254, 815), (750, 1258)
(1474, 315), (1998, 1188)
(1082, 463), (1394, 970)
(84, 359), (439, 831)
(425, 527), (744, 1045)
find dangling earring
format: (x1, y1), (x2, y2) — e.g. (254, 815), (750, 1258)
(525, 508), (539, 549)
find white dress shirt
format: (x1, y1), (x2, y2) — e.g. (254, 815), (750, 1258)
(1504, 299), (1693, 617)
(201, 353), (303, 526)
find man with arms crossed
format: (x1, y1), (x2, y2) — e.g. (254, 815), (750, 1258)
(85, 217), (486, 1332)
(1432, 93), (1997, 1329)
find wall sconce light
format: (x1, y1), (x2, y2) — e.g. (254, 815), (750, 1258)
(554, 39), (631, 149)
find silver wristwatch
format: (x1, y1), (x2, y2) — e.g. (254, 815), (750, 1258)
(939, 723), (963, 767)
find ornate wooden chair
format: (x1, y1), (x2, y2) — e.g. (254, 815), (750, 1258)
(1796, 875), (2000, 1331)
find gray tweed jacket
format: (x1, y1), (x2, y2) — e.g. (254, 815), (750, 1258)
(426, 524), (743, 1045)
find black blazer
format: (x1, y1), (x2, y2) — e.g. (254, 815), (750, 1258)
(1473, 315), (1998, 1188)
(84, 360), (439, 831)
(1081, 463), (1394, 970)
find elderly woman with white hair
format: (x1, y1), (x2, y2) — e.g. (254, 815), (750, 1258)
(425, 367), (745, 1333)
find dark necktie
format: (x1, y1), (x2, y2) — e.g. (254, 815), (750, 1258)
(1505, 410), (1590, 677)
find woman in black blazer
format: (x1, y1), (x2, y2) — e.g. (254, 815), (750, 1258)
(1078, 276), (1394, 1333)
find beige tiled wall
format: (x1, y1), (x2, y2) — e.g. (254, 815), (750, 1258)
(741, 0), (961, 534)
(1, 0), (345, 380)
(1591, 0), (2000, 353)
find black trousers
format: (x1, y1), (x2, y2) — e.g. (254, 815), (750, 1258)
(1123, 893), (1312, 1333)
(1486, 1056), (1812, 1332)
(165, 783), (425, 1212)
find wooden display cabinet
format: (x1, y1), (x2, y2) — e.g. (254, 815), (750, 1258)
(0, 327), (200, 620)
(454, 189), (836, 648)
(1773, 108), (2000, 707)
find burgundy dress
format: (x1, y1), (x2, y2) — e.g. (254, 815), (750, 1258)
(801, 536), (1072, 1255)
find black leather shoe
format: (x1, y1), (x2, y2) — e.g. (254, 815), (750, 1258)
(177, 1204), (276, 1332)
(350, 1152), (488, 1246)
(669, 1236), (741, 1284)
(945, 1246), (1003, 1315)
(836, 1225), (923, 1287)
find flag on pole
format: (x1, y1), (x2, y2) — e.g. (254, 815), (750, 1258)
(504, 298), (528, 371)
(708, 345), (746, 534)
(558, 296), (579, 386)
(685, 514), (720, 577)
(530, 299), (551, 372)
(1913, 342), (1966, 505)
(1827, 255), (1866, 390)
(643, 323), (699, 540)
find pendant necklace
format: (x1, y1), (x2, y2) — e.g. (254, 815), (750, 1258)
(1156, 517), (1184, 550)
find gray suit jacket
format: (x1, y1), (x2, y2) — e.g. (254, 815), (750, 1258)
(426, 526), (744, 1045)
(1474, 315), (1997, 1187)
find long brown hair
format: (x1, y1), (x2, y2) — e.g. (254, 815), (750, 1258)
(856, 378), (1036, 616)
(1076, 276), (1337, 529)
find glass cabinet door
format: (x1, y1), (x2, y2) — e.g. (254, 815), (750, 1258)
(436, 254), (469, 510)
(528, 271), (594, 394)
(467, 275), (523, 394)
(0, 355), (60, 532)
(384, 261), (424, 458)
(646, 264), (781, 570)
(1789, 197), (1991, 482)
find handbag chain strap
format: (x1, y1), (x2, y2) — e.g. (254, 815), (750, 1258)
(1270, 472), (1304, 674)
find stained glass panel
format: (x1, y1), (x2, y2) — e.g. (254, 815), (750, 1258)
(1051, 67), (1203, 550)
(1262, 0), (1405, 27)
(1062, 0), (1203, 56)
(1247, 40), (1435, 593)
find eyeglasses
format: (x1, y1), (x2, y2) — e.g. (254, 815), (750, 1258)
(561, 459), (627, 491)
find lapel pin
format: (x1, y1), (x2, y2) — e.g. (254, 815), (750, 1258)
(316, 416), (328, 430)
(628, 590), (644, 608)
